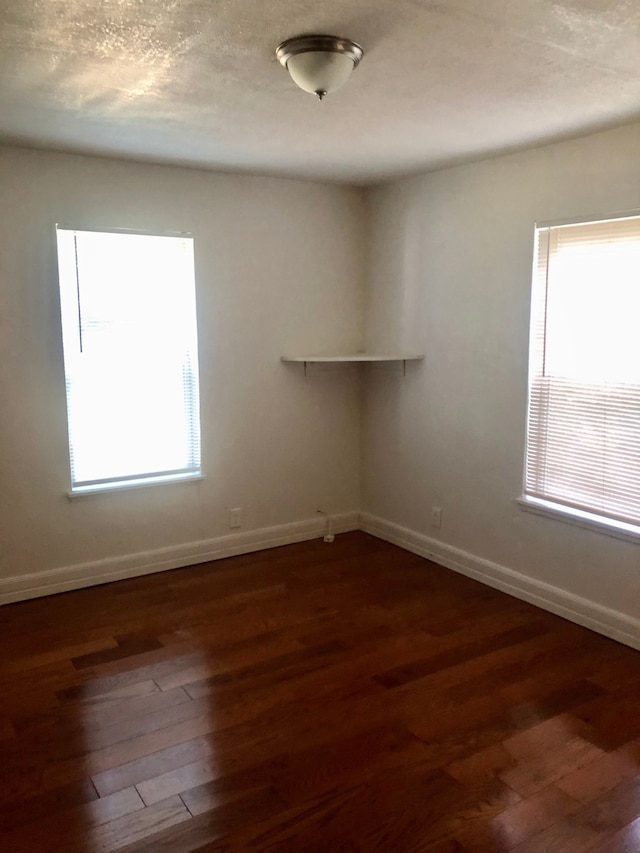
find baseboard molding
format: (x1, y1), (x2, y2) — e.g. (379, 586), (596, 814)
(5, 508), (639, 652)
(360, 512), (640, 651)
(0, 512), (360, 605)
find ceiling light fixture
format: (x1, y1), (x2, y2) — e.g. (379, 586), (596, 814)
(276, 34), (364, 101)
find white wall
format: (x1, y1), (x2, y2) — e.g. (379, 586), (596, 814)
(363, 123), (640, 623)
(0, 146), (365, 584)
(3, 124), (640, 627)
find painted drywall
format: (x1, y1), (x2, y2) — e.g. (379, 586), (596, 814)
(362, 122), (640, 622)
(0, 146), (365, 581)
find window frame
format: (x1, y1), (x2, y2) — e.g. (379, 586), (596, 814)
(519, 209), (640, 544)
(55, 223), (203, 499)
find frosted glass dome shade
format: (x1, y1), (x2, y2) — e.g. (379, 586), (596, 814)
(287, 51), (355, 97)
(276, 35), (364, 99)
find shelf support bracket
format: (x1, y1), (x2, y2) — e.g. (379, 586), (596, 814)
(304, 361), (307, 378)
(403, 359), (406, 377)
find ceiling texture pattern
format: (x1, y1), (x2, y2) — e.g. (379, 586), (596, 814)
(1, 0), (639, 183)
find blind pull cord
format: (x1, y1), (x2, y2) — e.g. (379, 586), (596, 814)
(73, 232), (83, 353)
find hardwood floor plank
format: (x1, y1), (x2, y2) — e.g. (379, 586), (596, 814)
(84, 795), (190, 852)
(92, 735), (215, 798)
(0, 778), (99, 831)
(179, 777), (280, 819)
(455, 785), (581, 851)
(90, 641), (203, 679)
(118, 789), (288, 853)
(55, 678), (162, 707)
(154, 629), (304, 692)
(71, 636), (165, 670)
(136, 756), (222, 805)
(44, 711), (218, 789)
(590, 814), (640, 852)
(556, 740), (640, 803)
(13, 686), (193, 748)
(0, 786), (146, 852)
(183, 640), (346, 698)
(571, 681), (640, 749)
(0, 636), (120, 675)
(60, 642), (215, 691)
(406, 680), (606, 772)
(373, 621), (551, 689)
(510, 777), (640, 852)
(499, 713), (605, 797)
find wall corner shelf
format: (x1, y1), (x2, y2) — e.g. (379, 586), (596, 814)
(281, 353), (424, 376)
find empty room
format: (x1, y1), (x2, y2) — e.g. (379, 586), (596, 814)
(1, 1), (640, 850)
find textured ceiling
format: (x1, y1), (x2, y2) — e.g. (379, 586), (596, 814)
(1, 0), (640, 183)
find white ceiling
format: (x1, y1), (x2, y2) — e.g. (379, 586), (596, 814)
(1, 0), (639, 184)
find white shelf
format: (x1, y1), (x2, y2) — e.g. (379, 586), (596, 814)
(281, 353), (424, 363)
(281, 353), (424, 376)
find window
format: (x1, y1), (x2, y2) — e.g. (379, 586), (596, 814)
(524, 213), (640, 537)
(56, 227), (201, 495)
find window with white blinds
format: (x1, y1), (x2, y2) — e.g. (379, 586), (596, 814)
(524, 214), (640, 534)
(56, 228), (201, 494)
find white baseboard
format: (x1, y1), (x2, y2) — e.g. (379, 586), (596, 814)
(360, 512), (640, 652)
(5, 509), (639, 653)
(0, 512), (360, 606)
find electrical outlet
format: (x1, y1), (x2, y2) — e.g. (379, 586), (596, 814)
(228, 507), (242, 529)
(431, 506), (442, 529)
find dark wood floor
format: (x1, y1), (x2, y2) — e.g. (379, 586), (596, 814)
(1, 532), (639, 852)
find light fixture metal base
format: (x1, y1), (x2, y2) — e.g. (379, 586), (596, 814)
(275, 35), (364, 69)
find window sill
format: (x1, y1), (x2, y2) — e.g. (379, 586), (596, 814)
(67, 472), (205, 500)
(517, 496), (640, 545)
